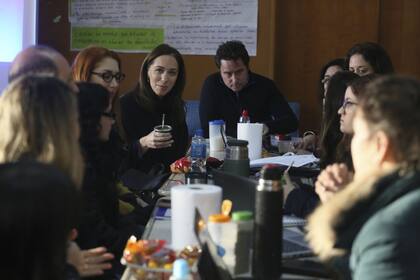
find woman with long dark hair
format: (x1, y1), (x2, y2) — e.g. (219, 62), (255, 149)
(0, 161), (81, 280)
(120, 44), (188, 173)
(319, 71), (359, 169)
(308, 75), (420, 279)
(345, 42), (394, 76)
(316, 74), (378, 202)
(76, 82), (144, 279)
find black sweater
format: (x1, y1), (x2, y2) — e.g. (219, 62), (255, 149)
(199, 71), (298, 137)
(76, 140), (143, 279)
(120, 87), (189, 173)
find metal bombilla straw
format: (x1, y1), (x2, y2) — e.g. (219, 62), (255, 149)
(220, 124), (228, 148)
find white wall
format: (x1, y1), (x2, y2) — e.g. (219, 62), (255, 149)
(0, 0), (37, 92)
(0, 62), (10, 92)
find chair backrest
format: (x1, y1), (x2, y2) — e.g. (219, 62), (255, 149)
(185, 100), (201, 137)
(288, 101), (300, 137)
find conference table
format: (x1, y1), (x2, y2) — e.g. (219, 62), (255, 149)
(121, 171), (331, 280)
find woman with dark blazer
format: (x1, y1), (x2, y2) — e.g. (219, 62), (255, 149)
(120, 44), (188, 173)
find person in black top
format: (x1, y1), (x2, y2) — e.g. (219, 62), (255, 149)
(72, 46), (147, 218)
(199, 40), (298, 137)
(120, 44), (188, 173)
(76, 82), (143, 279)
(319, 71), (359, 169)
(307, 75), (420, 280)
(4, 50), (114, 278)
(0, 161), (81, 280)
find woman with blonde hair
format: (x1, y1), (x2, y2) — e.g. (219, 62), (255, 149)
(0, 75), (83, 187)
(0, 75), (115, 278)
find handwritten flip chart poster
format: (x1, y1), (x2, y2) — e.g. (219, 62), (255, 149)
(69, 0), (258, 55)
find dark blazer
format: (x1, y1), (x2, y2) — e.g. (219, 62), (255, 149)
(76, 141), (143, 279)
(120, 87), (189, 173)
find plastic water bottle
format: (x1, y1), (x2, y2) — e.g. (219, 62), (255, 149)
(190, 129), (206, 172)
(239, 109), (250, 123)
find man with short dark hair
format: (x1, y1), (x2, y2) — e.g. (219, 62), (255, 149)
(199, 40), (298, 137)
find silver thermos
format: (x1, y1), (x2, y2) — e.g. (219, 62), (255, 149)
(222, 139), (250, 177)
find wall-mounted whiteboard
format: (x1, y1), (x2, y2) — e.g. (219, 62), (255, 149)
(69, 0), (258, 55)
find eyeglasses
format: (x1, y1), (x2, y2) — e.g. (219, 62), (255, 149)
(91, 71), (125, 83)
(101, 111), (116, 119)
(341, 99), (358, 113)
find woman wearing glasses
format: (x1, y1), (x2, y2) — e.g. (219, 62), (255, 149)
(298, 58), (345, 152)
(72, 46), (125, 105)
(72, 47), (149, 220)
(120, 44), (188, 173)
(76, 82), (143, 278)
(308, 75), (420, 279)
(72, 46), (129, 144)
(284, 71), (359, 218)
(319, 71), (359, 169)
(320, 58), (345, 103)
(72, 46), (129, 142)
(316, 74), (378, 203)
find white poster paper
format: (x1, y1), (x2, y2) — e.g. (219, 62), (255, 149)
(69, 0), (258, 55)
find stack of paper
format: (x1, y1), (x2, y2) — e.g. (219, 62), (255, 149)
(283, 215), (306, 227)
(250, 154), (319, 168)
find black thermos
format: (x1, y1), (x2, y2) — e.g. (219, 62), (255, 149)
(253, 164), (283, 279)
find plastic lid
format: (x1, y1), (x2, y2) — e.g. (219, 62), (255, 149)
(209, 119), (225, 125)
(208, 214), (231, 223)
(227, 139), (248, 147)
(232, 211), (253, 221)
(194, 128), (204, 137)
(260, 164), (283, 180)
(172, 258), (190, 278)
(276, 134), (286, 140)
(241, 110), (249, 117)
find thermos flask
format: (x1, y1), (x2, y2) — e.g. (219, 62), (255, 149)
(253, 164), (283, 279)
(223, 139), (250, 177)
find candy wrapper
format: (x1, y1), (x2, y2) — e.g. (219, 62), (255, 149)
(170, 157), (191, 173)
(121, 236), (200, 280)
